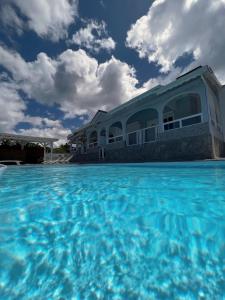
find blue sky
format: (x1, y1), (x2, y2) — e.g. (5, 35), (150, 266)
(0, 0), (225, 144)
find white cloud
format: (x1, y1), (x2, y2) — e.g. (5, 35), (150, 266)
(0, 46), (143, 119)
(126, 0), (225, 83)
(0, 3), (24, 35)
(143, 66), (182, 91)
(23, 116), (62, 129)
(0, 0), (78, 41)
(69, 20), (116, 53)
(0, 74), (70, 144)
(0, 79), (25, 132)
(17, 121), (71, 146)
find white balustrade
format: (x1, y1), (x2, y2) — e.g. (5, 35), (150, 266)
(108, 135), (123, 144)
(127, 126), (157, 146)
(163, 113), (202, 131)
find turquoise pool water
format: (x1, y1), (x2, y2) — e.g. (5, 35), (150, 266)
(0, 162), (225, 299)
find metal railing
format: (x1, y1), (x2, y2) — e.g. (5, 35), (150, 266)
(108, 135), (123, 144)
(127, 125), (157, 146)
(88, 142), (98, 148)
(86, 114), (203, 149)
(163, 113), (202, 131)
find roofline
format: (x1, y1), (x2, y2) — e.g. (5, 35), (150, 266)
(107, 65), (209, 116)
(97, 110), (107, 114)
(176, 66), (203, 80)
(0, 133), (58, 143)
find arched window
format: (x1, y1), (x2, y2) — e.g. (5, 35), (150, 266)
(108, 122), (123, 143)
(89, 131), (98, 148)
(163, 93), (202, 131)
(126, 108), (158, 145)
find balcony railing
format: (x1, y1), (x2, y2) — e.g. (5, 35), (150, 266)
(108, 135), (123, 144)
(88, 142), (98, 148)
(163, 113), (202, 131)
(127, 126), (157, 146)
(87, 114), (203, 149)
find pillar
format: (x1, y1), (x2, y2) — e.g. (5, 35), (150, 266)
(122, 120), (127, 144)
(106, 126), (109, 144)
(86, 133), (90, 149)
(158, 107), (164, 134)
(97, 130), (101, 146)
(50, 142), (53, 161)
(43, 143), (47, 162)
(20, 141), (26, 150)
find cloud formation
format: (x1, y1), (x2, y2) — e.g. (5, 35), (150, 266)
(0, 0), (78, 41)
(0, 78), (25, 132)
(69, 21), (116, 53)
(126, 0), (225, 83)
(0, 46), (143, 119)
(17, 120), (71, 146)
(0, 74), (71, 144)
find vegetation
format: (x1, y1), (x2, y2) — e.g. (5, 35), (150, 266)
(53, 143), (70, 153)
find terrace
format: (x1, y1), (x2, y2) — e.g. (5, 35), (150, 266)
(71, 93), (204, 150)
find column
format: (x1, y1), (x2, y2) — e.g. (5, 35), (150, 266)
(86, 133), (90, 149)
(20, 141), (26, 150)
(43, 143), (47, 162)
(97, 129), (101, 146)
(50, 142), (53, 161)
(158, 107), (164, 134)
(106, 126), (109, 144)
(122, 120), (127, 144)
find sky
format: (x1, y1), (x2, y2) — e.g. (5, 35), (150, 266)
(0, 0), (225, 145)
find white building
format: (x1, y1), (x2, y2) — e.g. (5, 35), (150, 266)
(68, 66), (225, 162)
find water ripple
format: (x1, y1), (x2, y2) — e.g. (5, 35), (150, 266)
(0, 162), (225, 299)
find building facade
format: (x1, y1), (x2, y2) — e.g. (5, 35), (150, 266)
(68, 66), (225, 163)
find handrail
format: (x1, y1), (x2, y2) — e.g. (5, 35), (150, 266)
(163, 113), (202, 132)
(127, 124), (158, 136)
(108, 135), (123, 143)
(142, 126), (158, 144)
(127, 125), (158, 146)
(127, 131), (139, 146)
(163, 113), (202, 126)
(89, 142), (98, 148)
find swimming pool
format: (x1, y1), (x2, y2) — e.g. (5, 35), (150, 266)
(0, 162), (225, 299)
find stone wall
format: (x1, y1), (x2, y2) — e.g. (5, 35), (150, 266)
(104, 134), (212, 162)
(71, 151), (99, 163)
(159, 122), (210, 141)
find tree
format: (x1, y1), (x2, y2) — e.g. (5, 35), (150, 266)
(53, 143), (70, 153)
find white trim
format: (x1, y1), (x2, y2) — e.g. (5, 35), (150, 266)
(125, 108), (159, 126)
(108, 135), (123, 144)
(127, 125), (158, 146)
(163, 113), (203, 131)
(127, 131), (139, 146)
(143, 126), (158, 144)
(0, 133), (57, 143)
(162, 92), (202, 112)
(88, 142), (98, 148)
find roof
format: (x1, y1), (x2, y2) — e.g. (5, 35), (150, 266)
(0, 133), (58, 144)
(90, 110), (107, 124)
